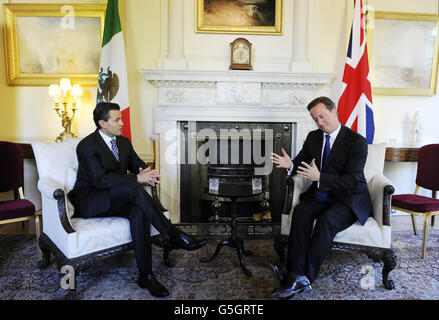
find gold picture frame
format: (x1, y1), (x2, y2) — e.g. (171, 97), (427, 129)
(3, 4), (106, 86)
(196, 0), (283, 35)
(367, 11), (439, 96)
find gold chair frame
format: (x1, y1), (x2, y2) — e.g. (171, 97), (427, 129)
(0, 187), (41, 259)
(392, 187), (438, 258)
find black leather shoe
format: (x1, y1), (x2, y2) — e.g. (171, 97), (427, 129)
(171, 231), (207, 251)
(271, 263), (286, 287)
(271, 272), (312, 300)
(138, 273), (169, 298)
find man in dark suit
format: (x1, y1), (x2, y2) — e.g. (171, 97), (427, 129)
(68, 102), (207, 298)
(270, 96), (372, 299)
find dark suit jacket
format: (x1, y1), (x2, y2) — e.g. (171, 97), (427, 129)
(291, 125), (372, 225)
(68, 129), (147, 218)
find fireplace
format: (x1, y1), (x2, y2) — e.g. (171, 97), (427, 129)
(179, 121), (293, 224)
(143, 69), (333, 228)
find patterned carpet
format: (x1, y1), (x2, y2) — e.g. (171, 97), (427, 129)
(0, 230), (438, 300)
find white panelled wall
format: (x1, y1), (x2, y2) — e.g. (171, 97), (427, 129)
(1, 0), (439, 221)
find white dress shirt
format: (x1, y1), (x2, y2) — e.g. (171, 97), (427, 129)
(98, 129), (116, 151)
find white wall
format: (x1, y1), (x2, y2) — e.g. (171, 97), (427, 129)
(183, 0), (294, 71)
(368, 0), (439, 197)
(2, 0), (439, 215)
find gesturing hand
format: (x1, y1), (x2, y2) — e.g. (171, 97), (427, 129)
(137, 167), (160, 186)
(271, 148), (292, 169)
(296, 159), (320, 182)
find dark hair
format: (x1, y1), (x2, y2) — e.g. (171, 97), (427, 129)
(93, 102), (120, 129)
(307, 96), (336, 112)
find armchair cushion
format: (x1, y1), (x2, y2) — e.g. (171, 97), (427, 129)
(32, 139), (80, 220)
(69, 217), (131, 258)
(31, 139), (80, 187)
(66, 167), (78, 219)
(333, 216), (383, 247)
(67, 214), (166, 259)
(364, 142), (386, 182)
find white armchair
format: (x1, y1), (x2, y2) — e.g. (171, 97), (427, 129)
(273, 143), (397, 290)
(31, 139), (174, 296)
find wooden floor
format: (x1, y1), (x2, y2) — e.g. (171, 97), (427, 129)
(1, 214), (438, 235)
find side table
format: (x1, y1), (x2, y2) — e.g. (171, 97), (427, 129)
(200, 184), (264, 277)
(385, 147), (419, 162)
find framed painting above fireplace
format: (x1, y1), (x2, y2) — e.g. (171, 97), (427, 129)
(196, 0), (283, 35)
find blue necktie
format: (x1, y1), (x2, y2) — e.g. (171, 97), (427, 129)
(110, 139), (119, 161)
(315, 134), (331, 201)
(321, 134), (331, 172)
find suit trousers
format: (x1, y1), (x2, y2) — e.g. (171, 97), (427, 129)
(98, 181), (173, 274)
(286, 192), (357, 283)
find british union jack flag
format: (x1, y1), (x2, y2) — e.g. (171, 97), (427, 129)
(338, 0), (375, 144)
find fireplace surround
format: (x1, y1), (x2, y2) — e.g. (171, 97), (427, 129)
(143, 69), (333, 229)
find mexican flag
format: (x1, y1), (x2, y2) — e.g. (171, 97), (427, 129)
(97, 0), (131, 141)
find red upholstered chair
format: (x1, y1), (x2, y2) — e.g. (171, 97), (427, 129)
(391, 144), (439, 258)
(0, 141), (41, 258)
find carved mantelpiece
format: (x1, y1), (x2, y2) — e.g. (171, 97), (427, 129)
(143, 69), (333, 222)
(145, 69), (332, 85)
(144, 70), (332, 106)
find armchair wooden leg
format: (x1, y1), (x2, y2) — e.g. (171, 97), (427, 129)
(381, 249), (397, 290)
(38, 233), (51, 269)
(366, 247), (397, 290)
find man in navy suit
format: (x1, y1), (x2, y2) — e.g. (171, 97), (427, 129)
(271, 96), (372, 299)
(68, 102), (207, 297)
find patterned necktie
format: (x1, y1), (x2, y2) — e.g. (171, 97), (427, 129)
(110, 139), (119, 161)
(315, 134), (331, 202)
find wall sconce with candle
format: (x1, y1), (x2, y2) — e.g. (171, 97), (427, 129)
(49, 78), (83, 142)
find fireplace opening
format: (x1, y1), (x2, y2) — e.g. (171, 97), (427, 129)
(179, 121), (294, 225)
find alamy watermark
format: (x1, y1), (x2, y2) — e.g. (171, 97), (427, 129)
(60, 265), (75, 290)
(60, 5), (75, 30)
(165, 127), (274, 176)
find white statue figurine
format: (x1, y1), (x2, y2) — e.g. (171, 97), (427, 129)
(409, 111), (423, 146)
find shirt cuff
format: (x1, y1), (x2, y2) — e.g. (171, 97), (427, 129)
(286, 163), (294, 176)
